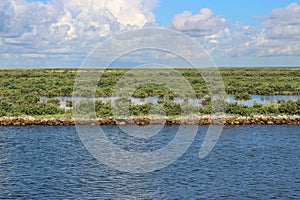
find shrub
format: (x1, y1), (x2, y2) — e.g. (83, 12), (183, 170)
(47, 98), (60, 105)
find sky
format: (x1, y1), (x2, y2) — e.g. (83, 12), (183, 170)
(0, 0), (300, 67)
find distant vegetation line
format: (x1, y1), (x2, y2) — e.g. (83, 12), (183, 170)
(0, 68), (299, 97)
(0, 68), (299, 117)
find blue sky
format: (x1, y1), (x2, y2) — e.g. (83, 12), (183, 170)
(154, 0), (299, 26)
(0, 0), (300, 67)
(29, 0), (299, 26)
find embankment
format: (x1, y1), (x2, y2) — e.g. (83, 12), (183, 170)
(0, 115), (299, 126)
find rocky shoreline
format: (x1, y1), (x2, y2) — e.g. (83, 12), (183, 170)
(0, 115), (299, 126)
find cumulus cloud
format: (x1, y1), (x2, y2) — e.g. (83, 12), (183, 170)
(215, 23), (258, 57)
(169, 8), (232, 56)
(0, 0), (157, 66)
(169, 3), (300, 59)
(170, 8), (230, 37)
(1, 1), (300, 67)
(255, 2), (300, 56)
(216, 2), (300, 58)
(264, 2), (300, 36)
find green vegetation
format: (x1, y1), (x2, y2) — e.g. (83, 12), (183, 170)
(47, 98), (60, 105)
(0, 94), (65, 117)
(0, 68), (299, 118)
(100, 98), (300, 117)
(0, 68), (299, 98)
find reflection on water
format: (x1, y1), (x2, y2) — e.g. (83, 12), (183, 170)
(40, 95), (299, 109)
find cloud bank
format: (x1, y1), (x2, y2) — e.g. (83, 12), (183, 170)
(170, 3), (300, 59)
(257, 2), (300, 56)
(0, 1), (299, 67)
(0, 0), (157, 66)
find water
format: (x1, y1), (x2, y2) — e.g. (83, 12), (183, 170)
(41, 94), (299, 109)
(0, 125), (299, 199)
(227, 94), (300, 106)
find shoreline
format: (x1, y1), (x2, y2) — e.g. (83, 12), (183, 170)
(0, 115), (299, 126)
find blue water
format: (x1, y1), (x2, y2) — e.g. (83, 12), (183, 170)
(41, 95), (299, 109)
(227, 95), (300, 106)
(0, 125), (299, 199)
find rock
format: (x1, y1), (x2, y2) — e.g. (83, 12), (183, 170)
(0, 115), (299, 126)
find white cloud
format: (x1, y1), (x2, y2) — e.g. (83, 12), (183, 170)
(105, 0), (156, 27)
(21, 53), (46, 58)
(255, 2), (300, 56)
(186, 3), (300, 58)
(1, 1), (300, 67)
(215, 23), (259, 57)
(170, 8), (230, 37)
(0, 0), (157, 64)
(169, 8), (232, 57)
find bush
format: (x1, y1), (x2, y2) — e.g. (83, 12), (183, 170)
(234, 92), (251, 100)
(66, 100), (73, 107)
(226, 103), (252, 116)
(158, 100), (181, 116)
(73, 100), (96, 118)
(47, 98), (60, 105)
(95, 100), (112, 117)
(18, 103), (64, 116)
(130, 103), (153, 116)
(260, 104), (279, 115)
(0, 99), (12, 114)
(278, 99), (300, 115)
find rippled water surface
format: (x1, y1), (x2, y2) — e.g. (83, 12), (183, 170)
(0, 125), (299, 199)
